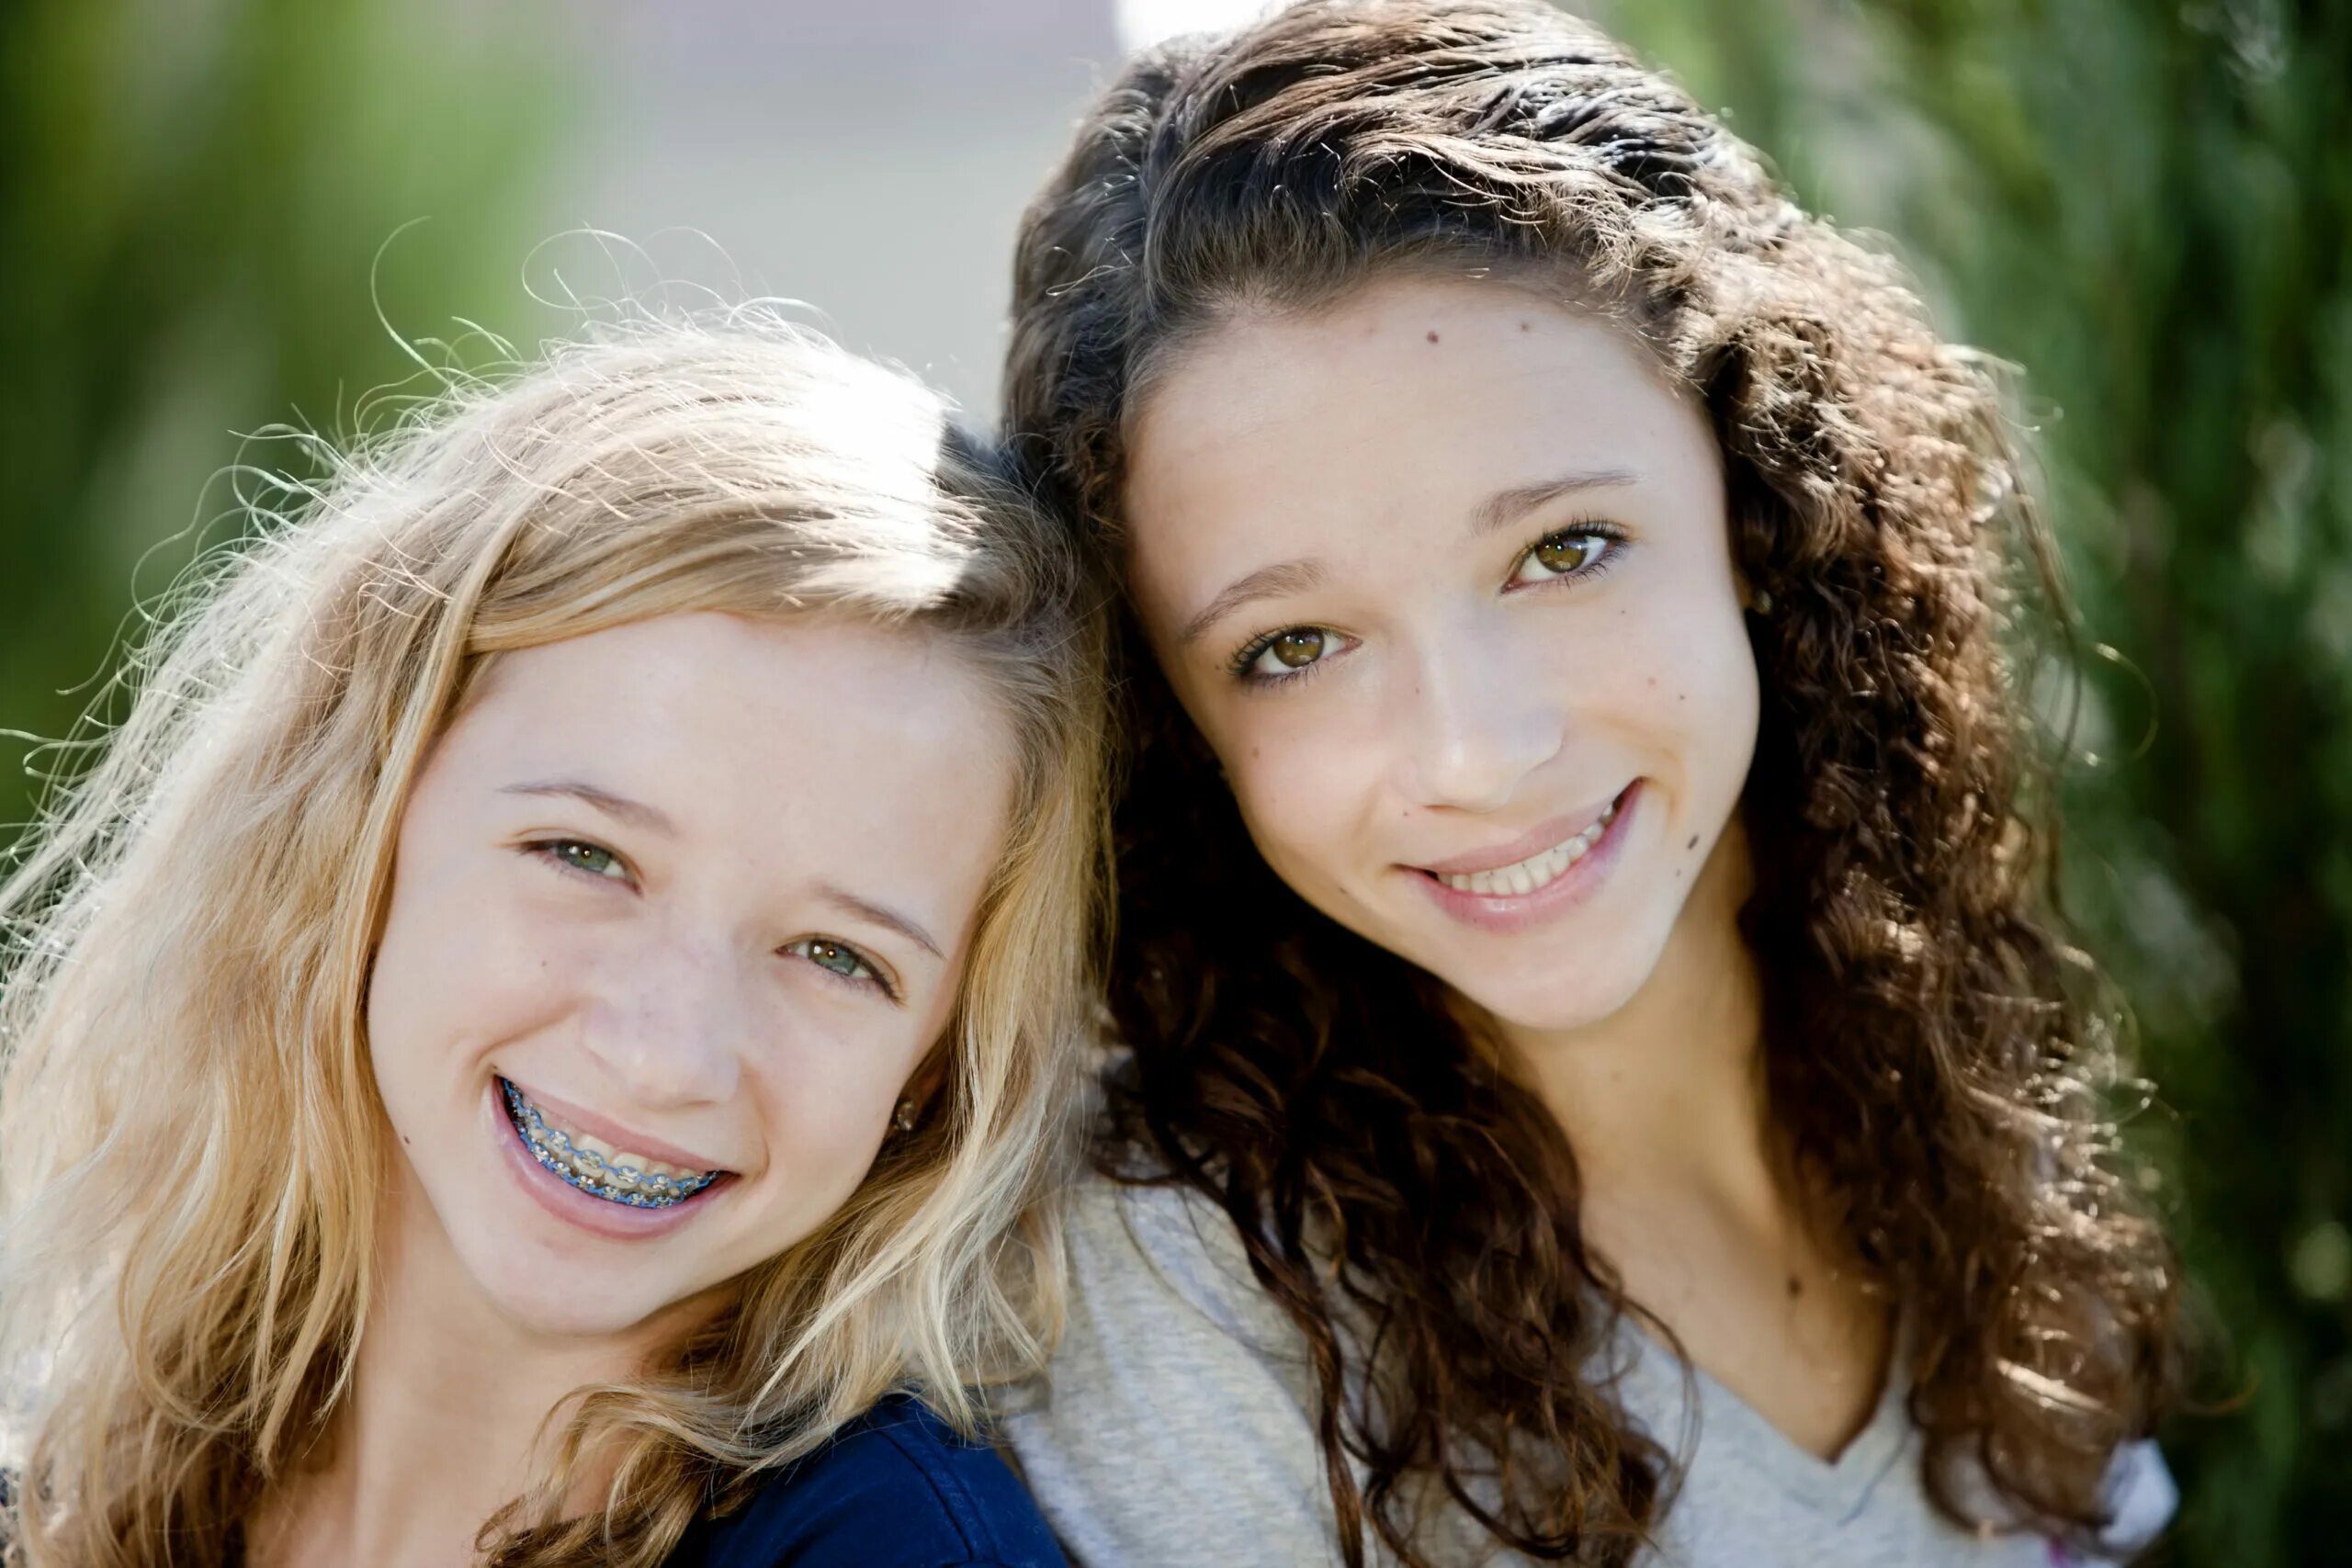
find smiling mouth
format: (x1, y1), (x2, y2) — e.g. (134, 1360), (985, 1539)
(498, 1077), (725, 1209)
(1423, 792), (1625, 897)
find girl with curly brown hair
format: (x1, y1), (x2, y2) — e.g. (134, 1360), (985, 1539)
(994, 3), (2182, 1564)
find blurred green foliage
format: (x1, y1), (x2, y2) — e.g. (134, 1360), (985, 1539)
(0, 0), (565, 835)
(1594, 1), (2350, 1561)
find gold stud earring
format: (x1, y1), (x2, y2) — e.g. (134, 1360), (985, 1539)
(891, 1098), (919, 1134)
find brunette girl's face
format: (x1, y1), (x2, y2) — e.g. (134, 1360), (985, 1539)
(1124, 274), (1758, 1034)
(366, 612), (1012, 1340)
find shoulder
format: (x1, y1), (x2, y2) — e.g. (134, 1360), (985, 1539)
(1058, 1168), (1298, 1346)
(668, 1395), (1066, 1568)
(1014, 1169), (1317, 1427)
(1035, 1167), (1328, 1405)
(997, 1171), (1348, 1567)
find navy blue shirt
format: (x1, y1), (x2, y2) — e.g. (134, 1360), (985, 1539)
(665, 1396), (1067, 1568)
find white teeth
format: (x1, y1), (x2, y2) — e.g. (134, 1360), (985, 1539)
(561, 1128), (695, 1175)
(541, 1122), (698, 1180)
(1435, 801), (1619, 897)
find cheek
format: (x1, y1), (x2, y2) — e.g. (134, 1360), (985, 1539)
(727, 1068), (899, 1261)
(367, 862), (573, 1109)
(1585, 591), (1758, 777)
(367, 880), (462, 1097)
(1215, 709), (1381, 892)
(1666, 619), (1759, 787)
(749, 1026), (923, 1198)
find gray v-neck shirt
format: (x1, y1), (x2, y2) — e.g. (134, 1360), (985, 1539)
(1001, 1177), (2173, 1567)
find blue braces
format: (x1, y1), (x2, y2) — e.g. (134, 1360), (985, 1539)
(500, 1078), (719, 1209)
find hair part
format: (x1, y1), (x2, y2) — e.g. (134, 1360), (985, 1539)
(1003, 3), (2177, 1562)
(0, 312), (1111, 1567)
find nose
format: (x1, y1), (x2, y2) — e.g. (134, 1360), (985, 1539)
(1388, 623), (1566, 814)
(576, 930), (746, 1110)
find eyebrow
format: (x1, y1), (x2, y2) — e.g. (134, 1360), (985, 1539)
(813, 880), (945, 962)
(1471, 468), (1640, 536)
(499, 779), (677, 837)
(1177, 558), (1329, 649)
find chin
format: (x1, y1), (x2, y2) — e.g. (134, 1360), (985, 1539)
(1467, 976), (1643, 1037)
(427, 1203), (690, 1338)
(466, 1251), (684, 1339)
(1436, 938), (1658, 1038)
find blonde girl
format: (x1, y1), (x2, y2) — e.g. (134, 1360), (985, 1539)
(0, 315), (1104, 1567)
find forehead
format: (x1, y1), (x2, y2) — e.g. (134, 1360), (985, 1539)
(1122, 275), (1710, 571)
(435, 612), (1016, 876)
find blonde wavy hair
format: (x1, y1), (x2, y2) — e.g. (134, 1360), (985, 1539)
(0, 313), (1110, 1567)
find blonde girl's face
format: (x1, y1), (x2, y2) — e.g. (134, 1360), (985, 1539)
(366, 611), (1013, 1339)
(1122, 275), (1760, 1037)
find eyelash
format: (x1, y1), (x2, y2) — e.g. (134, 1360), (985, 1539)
(1225, 628), (1348, 689)
(1506, 518), (1630, 592)
(784, 937), (901, 1003)
(1223, 520), (1631, 688)
(526, 837), (632, 885)
(524, 840), (900, 1002)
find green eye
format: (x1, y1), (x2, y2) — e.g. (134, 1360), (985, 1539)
(548, 840), (625, 879)
(792, 937), (876, 984)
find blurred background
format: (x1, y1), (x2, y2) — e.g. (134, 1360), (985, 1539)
(1, 0), (2343, 1560)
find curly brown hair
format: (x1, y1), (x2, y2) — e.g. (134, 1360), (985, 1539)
(1001, 2), (2179, 1563)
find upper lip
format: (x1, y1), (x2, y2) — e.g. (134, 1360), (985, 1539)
(1409, 787), (1629, 877)
(500, 1077), (731, 1173)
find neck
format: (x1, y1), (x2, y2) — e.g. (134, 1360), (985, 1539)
(253, 1177), (675, 1568)
(1492, 815), (1897, 1458)
(1496, 814), (1775, 1213)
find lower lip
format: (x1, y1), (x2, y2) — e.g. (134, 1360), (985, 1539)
(487, 1080), (729, 1243)
(1408, 782), (1642, 935)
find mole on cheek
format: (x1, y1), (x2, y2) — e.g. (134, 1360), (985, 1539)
(1687, 835), (1700, 850)
(1426, 330), (1441, 344)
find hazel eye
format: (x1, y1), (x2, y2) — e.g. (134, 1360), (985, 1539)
(1508, 529), (1617, 587)
(1264, 629), (1329, 671)
(788, 937), (878, 985)
(1236, 626), (1351, 681)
